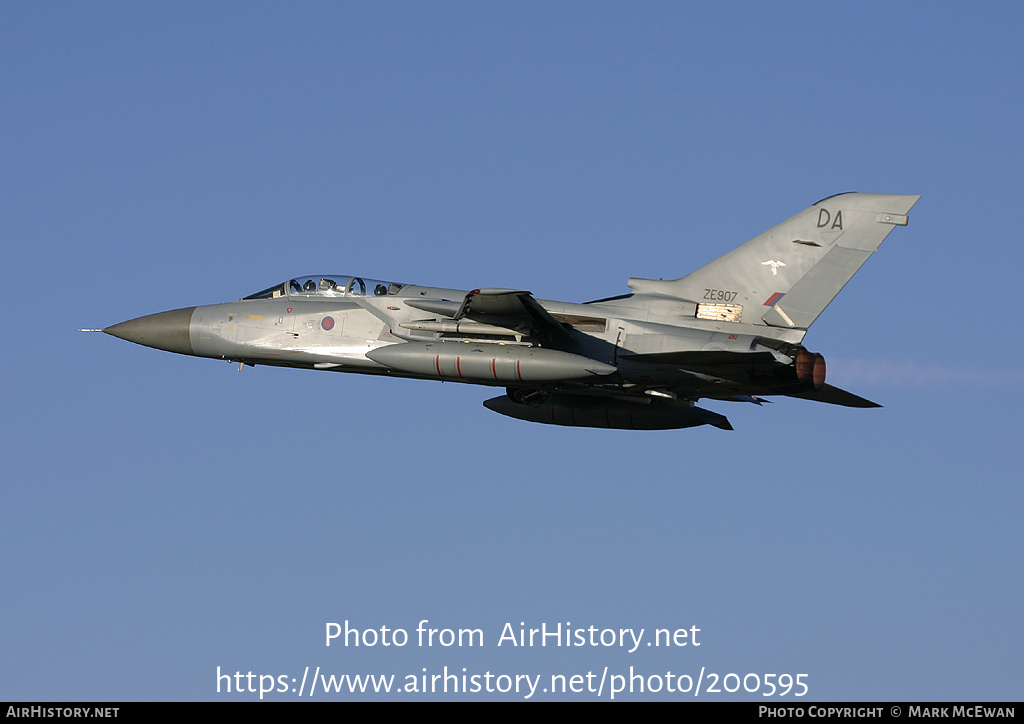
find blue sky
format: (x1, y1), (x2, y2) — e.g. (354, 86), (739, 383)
(2, 2), (1021, 701)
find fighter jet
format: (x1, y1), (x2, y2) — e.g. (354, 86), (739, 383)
(87, 193), (919, 430)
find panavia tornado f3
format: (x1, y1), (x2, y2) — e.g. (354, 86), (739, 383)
(88, 193), (919, 430)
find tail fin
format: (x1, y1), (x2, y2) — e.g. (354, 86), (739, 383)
(630, 193), (920, 333)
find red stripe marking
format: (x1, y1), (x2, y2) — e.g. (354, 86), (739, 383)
(435, 355), (442, 376)
(456, 357), (463, 378)
(492, 358), (498, 379)
(516, 360), (522, 380)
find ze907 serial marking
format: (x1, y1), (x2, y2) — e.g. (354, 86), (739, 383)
(704, 288), (739, 302)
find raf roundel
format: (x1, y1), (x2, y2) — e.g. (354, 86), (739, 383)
(321, 316), (335, 331)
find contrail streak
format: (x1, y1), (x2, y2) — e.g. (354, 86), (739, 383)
(827, 358), (1024, 389)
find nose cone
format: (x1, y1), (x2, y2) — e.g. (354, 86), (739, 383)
(104, 307), (197, 355)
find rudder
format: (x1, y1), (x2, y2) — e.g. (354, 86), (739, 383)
(630, 193), (920, 333)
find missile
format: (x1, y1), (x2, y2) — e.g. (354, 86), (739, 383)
(366, 342), (616, 382)
(399, 320), (524, 337)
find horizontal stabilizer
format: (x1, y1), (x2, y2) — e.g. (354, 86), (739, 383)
(785, 384), (881, 408)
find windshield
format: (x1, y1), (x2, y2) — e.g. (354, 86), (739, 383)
(244, 275), (406, 300)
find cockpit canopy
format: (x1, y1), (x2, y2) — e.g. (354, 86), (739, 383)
(243, 275), (407, 300)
